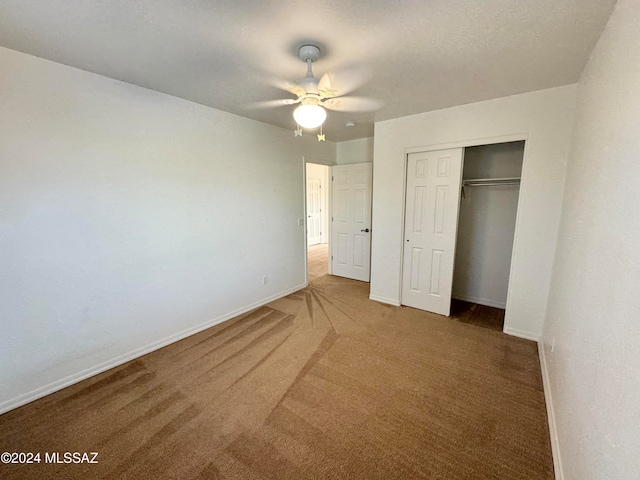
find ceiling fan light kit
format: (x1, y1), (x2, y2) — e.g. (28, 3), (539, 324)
(293, 102), (327, 129)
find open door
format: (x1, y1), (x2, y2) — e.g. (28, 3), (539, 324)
(401, 148), (464, 315)
(331, 163), (372, 282)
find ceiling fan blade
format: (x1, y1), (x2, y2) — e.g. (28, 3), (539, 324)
(318, 67), (371, 98)
(266, 77), (306, 97)
(245, 98), (299, 109)
(321, 96), (383, 112)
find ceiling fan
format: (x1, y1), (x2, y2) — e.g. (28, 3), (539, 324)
(251, 45), (382, 139)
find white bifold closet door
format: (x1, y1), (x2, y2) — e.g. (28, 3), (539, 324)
(401, 148), (464, 316)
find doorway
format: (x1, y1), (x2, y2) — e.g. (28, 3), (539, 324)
(306, 162), (329, 282)
(401, 141), (524, 331)
(304, 161), (373, 284)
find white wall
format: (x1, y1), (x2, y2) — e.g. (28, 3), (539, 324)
(453, 142), (524, 308)
(0, 46), (335, 413)
(336, 137), (373, 164)
(542, 1), (640, 478)
(370, 85), (577, 340)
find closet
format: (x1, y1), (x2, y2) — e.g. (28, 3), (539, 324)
(452, 141), (524, 323)
(401, 140), (524, 328)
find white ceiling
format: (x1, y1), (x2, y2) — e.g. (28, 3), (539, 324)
(0, 0), (616, 142)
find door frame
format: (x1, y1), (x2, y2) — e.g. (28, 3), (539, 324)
(303, 158), (332, 285)
(399, 133), (528, 333)
(306, 168), (324, 247)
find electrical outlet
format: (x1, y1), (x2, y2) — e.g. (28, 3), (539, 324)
(262, 275), (268, 286)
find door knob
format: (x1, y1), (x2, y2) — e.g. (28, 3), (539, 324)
(361, 228), (370, 233)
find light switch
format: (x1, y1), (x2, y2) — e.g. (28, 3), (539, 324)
(298, 218), (305, 227)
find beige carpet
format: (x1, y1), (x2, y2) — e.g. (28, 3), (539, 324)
(307, 243), (328, 282)
(0, 275), (553, 479)
(450, 299), (505, 332)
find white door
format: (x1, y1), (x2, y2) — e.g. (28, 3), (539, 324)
(331, 163), (372, 282)
(307, 176), (322, 246)
(401, 148), (464, 315)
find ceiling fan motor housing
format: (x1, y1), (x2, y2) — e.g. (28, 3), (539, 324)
(298, 45), (320, 62)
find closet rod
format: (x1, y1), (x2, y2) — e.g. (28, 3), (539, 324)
(463, 181), (520, 187)
(462, 177), (521, 187)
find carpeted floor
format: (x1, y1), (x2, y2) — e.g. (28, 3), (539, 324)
(450, 299), (505, 332)
(0, 275), (553, 479)
(307, 243), (329, 282)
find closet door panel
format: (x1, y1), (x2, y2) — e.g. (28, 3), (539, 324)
(401, 148), (464, 316)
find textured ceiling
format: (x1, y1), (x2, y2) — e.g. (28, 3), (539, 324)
(0, 0), (616, 142)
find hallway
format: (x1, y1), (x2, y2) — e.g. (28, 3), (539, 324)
(307, 243), (328, 282)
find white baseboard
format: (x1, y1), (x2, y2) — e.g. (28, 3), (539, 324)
(369, 294), (401, 307)
(0, 283), (306, 416)
(538, 341), (563, 480)
(452, 293), (506, 309)
(503, 326), (540, 342)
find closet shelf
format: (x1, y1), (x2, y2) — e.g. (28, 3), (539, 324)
(462, 177), (521, 187)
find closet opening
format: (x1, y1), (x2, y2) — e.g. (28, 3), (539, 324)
(451, 141), (525, 331)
